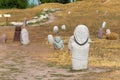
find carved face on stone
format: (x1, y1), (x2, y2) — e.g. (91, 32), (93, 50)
(74, 25), (89, 45)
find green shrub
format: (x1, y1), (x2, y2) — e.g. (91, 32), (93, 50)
(40, 0), (69, 4)
(0, 0), (28, 9)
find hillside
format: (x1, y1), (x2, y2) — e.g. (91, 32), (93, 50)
(0, 0), (119, 21)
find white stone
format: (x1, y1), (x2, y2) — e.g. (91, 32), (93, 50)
(48, 34), (54, 45)
(43, 8), (49, 12)
(106, 29), (111, 35)
(53, 26), (59, 33)
(0, 14), (2, 17)
(74, 25), (89, 44)
(33, 16), (38, 19)
(10, 22), (23, 26)
(68, 11), (71, 14)
(102, 21), (106, 28)
(20, 28), (30, 45)
(4, 14), (11, 17)
(40, 15), (47, 19)
(27, 19), (37, 24)
(53, 36), (64, 50)
(61, 25), (66, 30)
(70, 24), (90, 70)
(45, 14), (49, 18)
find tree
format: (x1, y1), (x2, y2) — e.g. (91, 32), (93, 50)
(40, 0), (57, 3)
(0, 0), (28, 9)
(57, 0), (69, 4)
(40, 0), (69, 4)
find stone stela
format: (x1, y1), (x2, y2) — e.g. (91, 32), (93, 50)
(69, 24), (90, 70)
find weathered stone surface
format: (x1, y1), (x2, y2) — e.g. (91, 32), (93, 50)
(20, 28), (30, 45)
(53, 36), (64, 50)
(70, 24), (90, 70)
(13, 26), (21, 42)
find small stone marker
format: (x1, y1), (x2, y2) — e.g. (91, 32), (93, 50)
(13, 26), (21, 41)
(20, 28), (30, 45)
(48, 34), (54, 45)
(102, 21), (106, 28)
(53, 36), (64, 50)
(70, 24), (90, 70)
(97, 28), (104, 39)
(68, 11), (71, 14)
(61, 25), (66, 30)
(53, 26), (59, 34)
(106, 29), (111, 35)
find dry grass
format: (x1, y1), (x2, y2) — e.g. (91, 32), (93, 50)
(43, 0), (120, 69)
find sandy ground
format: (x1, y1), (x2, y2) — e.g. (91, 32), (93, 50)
(0, 43), (115, 80)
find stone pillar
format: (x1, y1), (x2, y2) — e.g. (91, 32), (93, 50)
(20, 28), (30, 45)
(97, 28), (104, 39)
(102, 21), (106, 29)
(70, 24), (90, 70)
(13, 25), (21, 42)
(48, 34), (54, 45)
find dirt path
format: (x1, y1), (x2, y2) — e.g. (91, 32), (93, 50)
(0, 43), (116, 80)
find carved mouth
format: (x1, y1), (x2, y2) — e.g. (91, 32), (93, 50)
(74, 36), (88, 46)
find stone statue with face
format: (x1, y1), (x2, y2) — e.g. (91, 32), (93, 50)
(70, 24), (90, 70)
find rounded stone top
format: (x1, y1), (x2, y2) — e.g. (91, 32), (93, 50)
(53, 26), (59, 33)
(106, 29), (111, 35)
(74, 25), (89, 45)
(102, 21), (106, 28)
(61, 25), (66, 30)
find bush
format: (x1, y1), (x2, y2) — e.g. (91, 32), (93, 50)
(40, 0), (57, 3)
(40, 0), (70, 4)
(106, 32), (119, 40)
(57, 0), (70, 4)
(0, 0), (28, 9)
